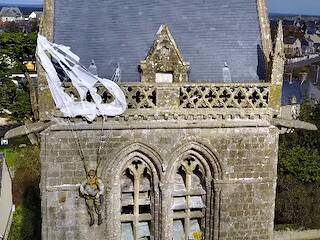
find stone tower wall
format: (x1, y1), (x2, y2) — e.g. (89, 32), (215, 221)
(40, 124), (278, 240)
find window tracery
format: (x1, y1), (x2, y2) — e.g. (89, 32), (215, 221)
(120, 159), (155, 240)
(171, 157), (207, 240)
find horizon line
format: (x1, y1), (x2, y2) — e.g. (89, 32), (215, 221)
(0, 3), (319, 17)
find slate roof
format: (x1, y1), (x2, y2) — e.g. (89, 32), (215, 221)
(54, 0), (266, 82)
(0, 7), (22, 18)
(283, 20), (295, 26)
(306, 27), (317, 35)
(308, 34), (320, 44)
(284, 37), (299, 45)
(301, 38), (312, 46)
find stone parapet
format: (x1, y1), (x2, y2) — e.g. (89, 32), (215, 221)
(54, 82), (274, 122)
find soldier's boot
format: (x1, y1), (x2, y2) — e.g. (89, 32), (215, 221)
(89, 214), (95, 226)
(98, 214), (103, 225)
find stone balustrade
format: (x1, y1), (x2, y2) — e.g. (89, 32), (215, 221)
(114, 82), (273, 120)
(117, 82), (270, 109)
(61, 82), (274, 121)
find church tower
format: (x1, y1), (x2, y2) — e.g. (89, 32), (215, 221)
(33, 0), (284, 239)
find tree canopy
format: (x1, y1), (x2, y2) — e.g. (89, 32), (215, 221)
(0, 32), (37, 72)
(276, 102), (320, 229)
(0, 32), (37, 122)
(279, 102), (320, 183)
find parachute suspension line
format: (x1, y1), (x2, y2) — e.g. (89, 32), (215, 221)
(55, 71), (88, 176)
(68, 118), (88, 175)
(96, 116), (105, 171)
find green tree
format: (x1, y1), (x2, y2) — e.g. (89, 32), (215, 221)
(0, 32), (37, 72)
(275, 101), (320, 229)
(278, 102), (320, 183)
(0, 60), (16, 110)
(0, 32), (37, 122)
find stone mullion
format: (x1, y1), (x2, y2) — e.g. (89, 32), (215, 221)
(204, 179), (212, 240)
(153, 184), (159, 240)
(133, 172), (140, 240)
(161, 185), (171, 240)
(185, 172), (192, 240)
(213, 188), (222, 240)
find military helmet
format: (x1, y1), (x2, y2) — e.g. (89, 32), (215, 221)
(88, 169), (96, 177)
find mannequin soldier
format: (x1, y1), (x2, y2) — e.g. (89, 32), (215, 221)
(80, 169), (105, 226)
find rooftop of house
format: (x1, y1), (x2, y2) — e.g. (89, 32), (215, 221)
(301, 38), (313, 46)
(305, 21), (317, 28)
(0, 7), (22, 18)
(284, 36), (299, 45)
(307, 34), (320, 44)
(306, 28), (317, 35)
(283, 20), (295, 26)
(29, 11), (43, 19)
(53, 0), (266, 83)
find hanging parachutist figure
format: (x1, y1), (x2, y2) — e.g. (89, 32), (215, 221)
(80, 169), (105, 226)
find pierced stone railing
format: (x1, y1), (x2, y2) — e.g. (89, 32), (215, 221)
(58, 82), (273, 121)
(123, 85), (157, 109)
(118, 83), (270, 110)
(180, 84), (269, 109)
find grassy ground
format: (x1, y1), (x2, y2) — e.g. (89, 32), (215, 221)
(0, 135), (31, 167)
(0, 135), (41, 240)
(0, 147), (18, 167)
(6, 145), (41, 240)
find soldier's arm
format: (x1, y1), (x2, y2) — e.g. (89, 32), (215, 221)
(97, 178), (105, 195)
(80, 179), (88, 195)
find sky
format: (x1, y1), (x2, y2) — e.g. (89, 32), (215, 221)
(268, 0), (320, 15)
(1, 0), (320, 16)
(0, 0), (43, 5)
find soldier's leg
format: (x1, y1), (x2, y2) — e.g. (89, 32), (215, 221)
(85, 198), (95, 226)
(94, 197), (103, 225)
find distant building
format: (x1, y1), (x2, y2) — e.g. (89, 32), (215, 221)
(284, 37), (302, 57)
(28, 11), (42, 21)
(24, 60), (37, 72)
(0, 7), (23, 22)
(283, 19), (295, 26)
(305, 34), (320, 51)
(306, 27), (317, 35)
(301, 38), (315, 55)
(0, 153), (14, 240)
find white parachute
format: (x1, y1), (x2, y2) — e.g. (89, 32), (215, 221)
(36, 35), (127, 122)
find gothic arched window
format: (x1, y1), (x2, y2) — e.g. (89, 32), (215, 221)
(120, 158), (158, 240)
(171, 157), (207, 240)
